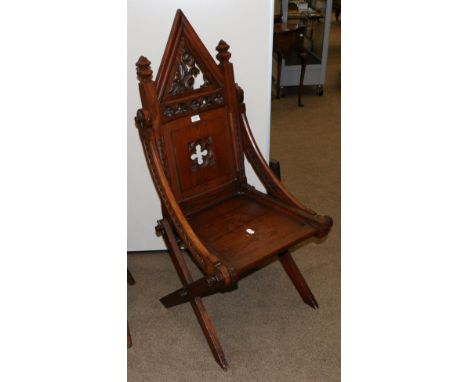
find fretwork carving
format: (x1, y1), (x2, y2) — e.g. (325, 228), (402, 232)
(168, 48), (209, 96)
(162, 92), (224, 120)
(163, 93), (224, 120)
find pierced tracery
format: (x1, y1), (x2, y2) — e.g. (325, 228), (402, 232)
(168, 48), (210, 96)
(189, 137), (215, 171)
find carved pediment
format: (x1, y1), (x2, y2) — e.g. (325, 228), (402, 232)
(168, 47), (210, 96)
(155, 10), (224, 102)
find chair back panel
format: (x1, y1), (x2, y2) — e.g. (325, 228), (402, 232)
(161, 106), (238, 202)
(136, 10), (245, 214)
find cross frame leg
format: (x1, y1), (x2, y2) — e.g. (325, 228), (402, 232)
(267, 160), (319, 309)
(158, 219), (229, 370)
(160, 272), (227, 308)
(279, 251), (319, 309)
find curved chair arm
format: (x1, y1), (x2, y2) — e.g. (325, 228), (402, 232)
(135, 112), (237, 287)
(239, 106), (333, 237)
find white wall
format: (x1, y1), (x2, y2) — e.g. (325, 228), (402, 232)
(128, 0), (274, 251)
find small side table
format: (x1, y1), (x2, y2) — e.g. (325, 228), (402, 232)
(273, 22), (307, 106)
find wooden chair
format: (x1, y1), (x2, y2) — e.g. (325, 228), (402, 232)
(134, 9), (332, 370)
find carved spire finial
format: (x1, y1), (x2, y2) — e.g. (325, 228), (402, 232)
(136, 56), (153, 83)
(215, 40), (231, 65)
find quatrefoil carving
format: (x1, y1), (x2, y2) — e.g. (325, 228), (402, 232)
(191, 144), (208, 165)
(189, 137), (215, 171)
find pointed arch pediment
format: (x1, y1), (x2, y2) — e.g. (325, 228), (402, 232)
(155, 10), (224, 103)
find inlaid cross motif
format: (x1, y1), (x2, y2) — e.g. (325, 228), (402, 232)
(188, 137), (215, 171)
(190, 144), (208, 165)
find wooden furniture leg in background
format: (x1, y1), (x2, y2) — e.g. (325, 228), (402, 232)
(273, 22), (307, 105)
(298, 52), (306, 107)
(127, 268), (135, 348)
(158, 219), (229, 370)
(276, 52), (283, 99)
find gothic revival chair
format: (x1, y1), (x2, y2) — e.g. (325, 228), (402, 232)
(134, 10), (332, 370)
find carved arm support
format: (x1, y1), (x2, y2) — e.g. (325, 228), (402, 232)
(236, 94), (332, 238)
(135, 110), (237, 287)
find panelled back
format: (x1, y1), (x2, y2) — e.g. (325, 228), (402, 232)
(136, 10), (245, 215)
(162, 106), (237, 202)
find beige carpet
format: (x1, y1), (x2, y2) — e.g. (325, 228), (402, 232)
(128, 18), (340, 382)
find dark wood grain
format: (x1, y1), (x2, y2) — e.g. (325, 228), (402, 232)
(134, 9), (332, 369)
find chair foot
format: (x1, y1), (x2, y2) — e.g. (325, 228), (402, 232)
(159, 219), (229, 370)
(301, 294), (319, 309)
(127, 321), (132, 348)
(279, 251), (319, 309)
(191, 297), (229, 370)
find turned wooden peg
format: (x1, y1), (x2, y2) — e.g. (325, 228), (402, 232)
(136, 56), (153, 82)
(215, 40), (231, 65)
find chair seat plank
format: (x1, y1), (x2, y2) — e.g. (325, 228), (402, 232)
(187, 193), (318, 276)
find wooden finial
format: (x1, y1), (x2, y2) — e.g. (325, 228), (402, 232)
(136, 56), (153, 82)
(215, 40), (231, 65)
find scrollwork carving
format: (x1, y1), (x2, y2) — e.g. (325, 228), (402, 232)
(135, 108), (152, 129)
(206, 271), (225, 287)
(156, 138), (170, 181)
(168, 48), (209, 96)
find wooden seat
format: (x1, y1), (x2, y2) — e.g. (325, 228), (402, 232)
(188, 193), (320, 276)
(134, 9), (332, 370)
